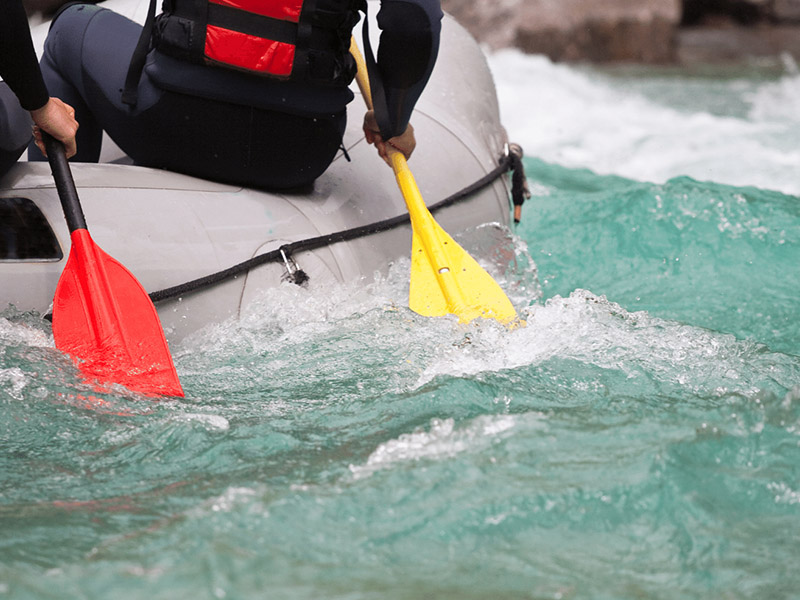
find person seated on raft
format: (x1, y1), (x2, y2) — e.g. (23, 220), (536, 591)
(27, 0), (443, 190)
(0, 0), (79, 179)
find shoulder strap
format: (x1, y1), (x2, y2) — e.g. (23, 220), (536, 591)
(122, 0), (159, 107)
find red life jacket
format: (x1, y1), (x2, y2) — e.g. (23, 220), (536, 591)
(153, 0), (364, 85)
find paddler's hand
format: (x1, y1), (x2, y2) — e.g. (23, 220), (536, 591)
(31, 97), (79, 159)
(363, 110), (416, 167)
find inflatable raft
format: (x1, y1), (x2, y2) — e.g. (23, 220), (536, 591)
(0, 0), (524, 342)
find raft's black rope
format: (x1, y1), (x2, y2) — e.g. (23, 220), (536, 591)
(148, 149), (529, 304)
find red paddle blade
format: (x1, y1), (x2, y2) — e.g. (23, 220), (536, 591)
(53, 230), (184, 397)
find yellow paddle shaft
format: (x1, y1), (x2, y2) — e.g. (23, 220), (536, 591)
(349, 37), (518, 324)
(350, 40), (470, 314)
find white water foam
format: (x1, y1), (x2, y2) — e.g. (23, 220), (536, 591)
(0, 367), (28, 401)
(488, 49), (800, 196)
(348, 414), (528, 480)
(415, 289), (795, 396)
(172, 413), (231, 431)
(0, 317), (53, 348)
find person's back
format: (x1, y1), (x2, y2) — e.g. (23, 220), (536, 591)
(30, 0), (443, 190)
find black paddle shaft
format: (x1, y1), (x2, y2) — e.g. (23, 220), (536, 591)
(43, 133), (87, 233)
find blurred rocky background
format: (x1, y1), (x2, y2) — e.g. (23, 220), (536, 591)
(23, 0), (800, 64)
(440, 0), (800, 64)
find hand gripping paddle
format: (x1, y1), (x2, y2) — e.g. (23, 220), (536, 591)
(44, 134), (184, 397)
(350, 39), (517, 324)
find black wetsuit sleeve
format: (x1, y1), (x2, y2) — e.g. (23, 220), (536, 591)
(375, 0), (443, 138)
(0, 0), (49, 111)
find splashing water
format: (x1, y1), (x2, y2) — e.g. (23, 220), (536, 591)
(2, 52), (800, 599)
(490, 49), (800, 196)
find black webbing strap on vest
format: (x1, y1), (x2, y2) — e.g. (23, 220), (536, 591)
(293, 0), (316, 83)
(122, 0), (158, 107)
(205, 2), (299, 42)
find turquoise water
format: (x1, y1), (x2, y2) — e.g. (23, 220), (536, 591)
(2, 54), (800, 599)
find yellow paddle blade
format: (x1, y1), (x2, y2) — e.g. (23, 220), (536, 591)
(394, 153), (517, 324)
(409, 222), (517, 323)
(409, 230), (447, 317)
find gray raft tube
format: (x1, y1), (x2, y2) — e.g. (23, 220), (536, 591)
(0, 0), (516, 341)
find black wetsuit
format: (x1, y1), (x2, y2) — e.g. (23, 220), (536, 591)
(30, 0), (443, 190)
(0, 0), (49, 177)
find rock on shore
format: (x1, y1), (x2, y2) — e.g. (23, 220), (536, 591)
(441, 0), (800, 64)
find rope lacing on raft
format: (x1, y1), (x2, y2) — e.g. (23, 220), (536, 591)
(148, 144), (530, 303)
